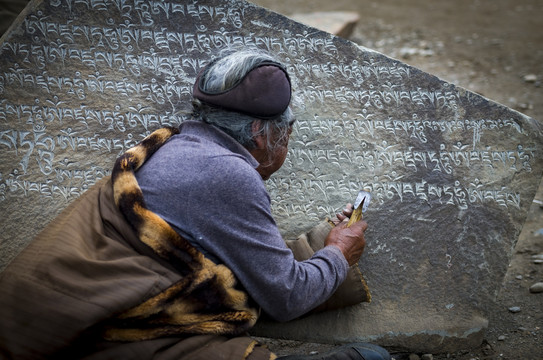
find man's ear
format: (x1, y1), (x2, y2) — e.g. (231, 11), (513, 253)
(251, 120), (266, 149)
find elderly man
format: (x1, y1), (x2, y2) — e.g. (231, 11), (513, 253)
(0, 50), (390, 360)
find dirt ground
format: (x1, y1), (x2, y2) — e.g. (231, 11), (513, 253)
(251, 0), (543, 359)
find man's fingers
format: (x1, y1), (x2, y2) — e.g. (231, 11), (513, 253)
(342, 203), (353, 217)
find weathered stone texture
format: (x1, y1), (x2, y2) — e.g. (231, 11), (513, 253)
(0, 0), (542, 353)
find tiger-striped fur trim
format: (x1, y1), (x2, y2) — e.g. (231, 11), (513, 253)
(105, 127), (259, 342)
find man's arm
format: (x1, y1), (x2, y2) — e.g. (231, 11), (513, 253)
(182, 161), (366, 321)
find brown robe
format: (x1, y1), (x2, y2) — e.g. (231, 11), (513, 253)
(0, 175), (275, 359)
(0, 128), (271, 360)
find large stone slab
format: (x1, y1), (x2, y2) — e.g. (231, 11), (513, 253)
(0, 0), (542, 353)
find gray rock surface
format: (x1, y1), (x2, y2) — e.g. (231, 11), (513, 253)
(0, 0), (542, 353)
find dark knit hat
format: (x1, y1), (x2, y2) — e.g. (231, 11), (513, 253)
(193, 60), (291, 119)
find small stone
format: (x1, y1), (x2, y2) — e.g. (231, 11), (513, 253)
(421, 354), (434, 360)
(409, 354), (421, 360)
(529, 282), (543, 293)
(490, 38), (503, 46)
(534, 259), (543, 265)
(523, 74), (538, 83)
(517, 102), (533, 110)
(508, 306), (521, 313)
(515, 275), (523, 280)
(400, 47), (418, 59)
(498, 335), (506, 341)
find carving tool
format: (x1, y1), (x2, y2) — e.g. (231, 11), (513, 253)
(346, 189), (371, 227)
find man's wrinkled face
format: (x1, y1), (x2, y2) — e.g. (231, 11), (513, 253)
(255, 123), (293, 180)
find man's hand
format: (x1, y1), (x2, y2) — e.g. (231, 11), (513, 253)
(325, 205), (367, 266)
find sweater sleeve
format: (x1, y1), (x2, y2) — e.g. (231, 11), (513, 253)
(176, 156), (349, 322)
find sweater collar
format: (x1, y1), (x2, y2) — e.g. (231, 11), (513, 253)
(178, 120), (260, 169)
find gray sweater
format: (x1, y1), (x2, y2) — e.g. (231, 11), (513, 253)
(135, 121), (348, 321)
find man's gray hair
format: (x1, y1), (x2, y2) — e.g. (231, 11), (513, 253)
(192, 50), (295, 156)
